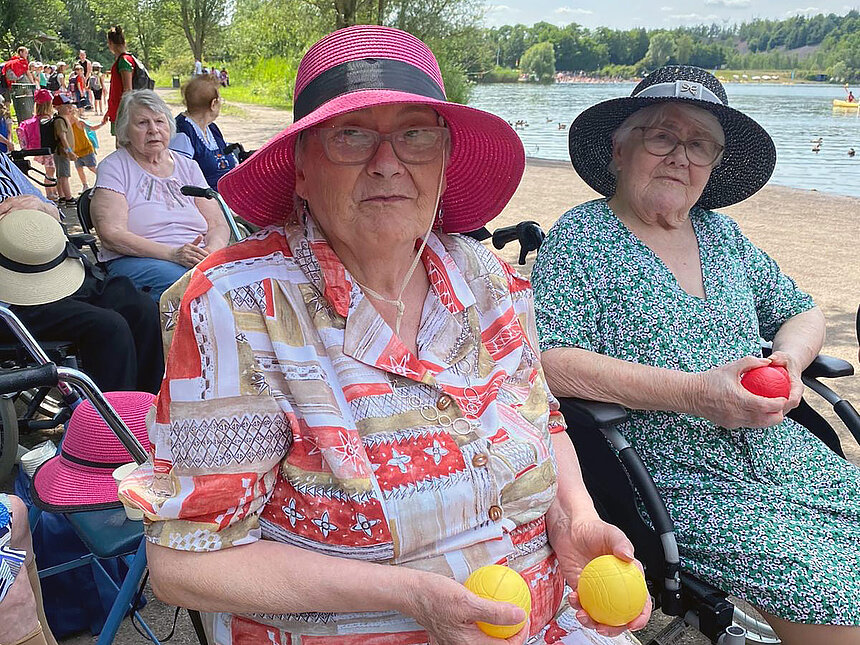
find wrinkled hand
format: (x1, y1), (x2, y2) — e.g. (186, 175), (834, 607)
(171, 235), (209, 267)
(766, 351), (804, 415)
(0, 194), (60, 219)
(690, 356), (786, 429)
(407, 573), (530, 645)
(548, 516), (651, 637)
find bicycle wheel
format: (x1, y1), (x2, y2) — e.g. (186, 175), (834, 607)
(0, 394), (19, 481)
(729, 596), (781, 644)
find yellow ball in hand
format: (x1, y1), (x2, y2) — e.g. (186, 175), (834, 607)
(463, 565), (532, 639)
(577, 555), (648, 627)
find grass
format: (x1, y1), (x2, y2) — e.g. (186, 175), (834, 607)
(154, 57), (295, 111)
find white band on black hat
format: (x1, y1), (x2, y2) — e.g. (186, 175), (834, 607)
(635, 81), (723, 105)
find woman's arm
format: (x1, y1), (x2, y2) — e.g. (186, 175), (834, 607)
(545, 432), (651, 637)
(120, 69), (133, 93)
(195, 196), (229, 252)
(90, 188), (196, 263)
(767, 306), (825, 413)
(148, 540), (530, 645)
(542, 347), (786, 429)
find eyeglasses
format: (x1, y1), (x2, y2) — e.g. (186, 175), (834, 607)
(635, 126), (724, 167)
(308, 126), (449, 165)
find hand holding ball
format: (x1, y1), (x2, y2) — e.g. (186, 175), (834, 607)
(577, 555), (648, 627)
(463, 565), (531, 639)
(741, 365), (791, 399)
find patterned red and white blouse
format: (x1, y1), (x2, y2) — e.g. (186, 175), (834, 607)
(120, 215), (629, 645)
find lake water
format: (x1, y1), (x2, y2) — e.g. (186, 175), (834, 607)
(468, 83), (860, 198)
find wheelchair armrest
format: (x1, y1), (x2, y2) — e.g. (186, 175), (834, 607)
(68, 233), (97, 249)
(559, 397), (628, 430)
(803, 353), (854, 379)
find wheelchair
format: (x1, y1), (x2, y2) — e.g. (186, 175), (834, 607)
(491, 221), (860, 645)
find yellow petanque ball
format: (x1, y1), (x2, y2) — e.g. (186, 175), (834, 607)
(463, 565), (532, 639)
(577, 555), (648, 627)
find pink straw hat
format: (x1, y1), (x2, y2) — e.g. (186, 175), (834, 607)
(32, 391), (154, 512)
(217, 25), (525, 234)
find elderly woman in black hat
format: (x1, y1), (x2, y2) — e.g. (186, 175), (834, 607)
(119, 25), (650, 645)
(533, 65), (860, 644)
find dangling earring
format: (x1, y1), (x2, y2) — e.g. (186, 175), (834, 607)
(434, 206), (444, 231)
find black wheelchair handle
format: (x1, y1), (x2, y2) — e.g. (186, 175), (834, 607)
(492, 221), (546, 265)
(181, 185), (217, 200)
(12, 148), (52, 158)
(0, 363), (58, 395)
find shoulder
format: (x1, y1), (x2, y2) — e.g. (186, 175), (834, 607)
(691, 206), (744, 243)
(438, 232), (531, 293)
(100, 148), (127, 168)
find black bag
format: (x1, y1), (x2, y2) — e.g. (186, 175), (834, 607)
(39, 115), (60, 152)
(46, 72), (60, 91)
(129, 55), (155, 90)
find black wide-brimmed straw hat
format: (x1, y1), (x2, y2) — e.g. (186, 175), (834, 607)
(569, 65), (776, 209)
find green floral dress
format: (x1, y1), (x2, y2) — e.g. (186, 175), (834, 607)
(532, 199), (860, 625)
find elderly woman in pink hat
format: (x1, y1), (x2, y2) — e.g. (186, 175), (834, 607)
(120, 26), (650, 645)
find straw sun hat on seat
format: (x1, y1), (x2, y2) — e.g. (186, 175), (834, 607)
(568, 65), (777, 210)
(0, 210), (85, 306)
(217, 25), (525, 234)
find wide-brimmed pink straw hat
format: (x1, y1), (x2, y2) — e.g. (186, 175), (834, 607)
(32, 391), (154, 512)
(217, 25), (525, 234)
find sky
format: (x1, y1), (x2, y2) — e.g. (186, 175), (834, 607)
(483, 0), (859, 30)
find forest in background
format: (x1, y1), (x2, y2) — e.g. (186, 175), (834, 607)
(4, 0), (860, 107)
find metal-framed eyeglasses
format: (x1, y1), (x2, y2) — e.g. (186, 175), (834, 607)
(635, 126), (724, 167)
(308, 126), (450, 165)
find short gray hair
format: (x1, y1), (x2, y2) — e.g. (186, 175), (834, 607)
(609, 102), (725, 176)
(115, 90), (176, 149)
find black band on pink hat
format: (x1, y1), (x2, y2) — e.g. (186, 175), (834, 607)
(293, 58), (446, 121)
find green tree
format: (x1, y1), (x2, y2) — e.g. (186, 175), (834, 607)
(0, 0), (65, 53)
(520, 41), (555, 82)
(674, 33), (693, 65)
(177, 0), (231, 61)
(641, 31), (674, 69)
(92, 0), (174, 67)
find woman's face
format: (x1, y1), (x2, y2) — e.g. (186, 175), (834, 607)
(613, 110), (717, 218)
(294, 104), (447, 252)
(126, 107), (171, 156)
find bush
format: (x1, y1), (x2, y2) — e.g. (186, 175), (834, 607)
(480, 66), (520, 83)
(218, 56), (298, 109)
(435, 54), (474, 104)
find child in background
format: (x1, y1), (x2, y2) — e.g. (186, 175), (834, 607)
(0, 98), (13, 153)
(51, 94), (77, 205)
(22, 90), (59, 201)
(88, 63), (104, 115)
(67, 106), (102, 192)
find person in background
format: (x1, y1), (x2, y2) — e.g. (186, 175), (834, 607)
(170, 74), (236, 189)
(67, 106), (102, 192)
(219, 67), (229, 86)
(91, 90), (229, 302)
(46, 62), (66, 93)
(88, 62), (104, 115)
(0, 494), (58, 645)
(194, 58), (202, 76)
(77, 50), (93, 109)
(3, 46), (36, 87)
(36, 62), (47, 88)
(69, 64), (86, 107)
(50, 94), (77, 205)
(103, 25), (135, 135)
(0, 97), (13, 153)
(24, 89), (59, 201)
(0, 152), (164, 394)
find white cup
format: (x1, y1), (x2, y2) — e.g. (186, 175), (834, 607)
(20, 440), (57, 478)
(112, 462), (144, 521)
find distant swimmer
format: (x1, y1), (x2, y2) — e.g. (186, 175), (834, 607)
(849, 148), (856, 157)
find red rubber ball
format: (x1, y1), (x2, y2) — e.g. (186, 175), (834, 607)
(741, 365), (791, 399)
